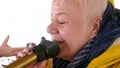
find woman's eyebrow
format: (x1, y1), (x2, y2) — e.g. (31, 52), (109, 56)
(56, 12), (69, 17)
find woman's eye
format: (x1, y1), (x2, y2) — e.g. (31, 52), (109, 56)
(58, 21), (65, 24)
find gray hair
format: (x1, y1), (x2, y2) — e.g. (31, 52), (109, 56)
(78, 0), (107, 21)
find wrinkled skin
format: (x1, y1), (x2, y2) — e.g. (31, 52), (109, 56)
(47, 0), (100, 61)
(17, 0), (101, 68)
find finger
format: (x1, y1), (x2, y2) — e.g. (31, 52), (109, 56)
(26, 62), (37, 68)
(1, 35), (9, 46)
(23, 48), (31, 53)
(17, 51), (27, 58)
(12, 47), (24, 51)
(26, 43), (36, 49)
(23, 48), (33, 55)
(37, 60), (47, 68)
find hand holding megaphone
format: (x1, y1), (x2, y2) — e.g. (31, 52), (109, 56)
(5, 37), (60, 68)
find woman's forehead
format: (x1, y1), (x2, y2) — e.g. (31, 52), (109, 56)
(51, 0), (83, 18)
(52, 0), (82, 11)
(52, 0), (80, 6)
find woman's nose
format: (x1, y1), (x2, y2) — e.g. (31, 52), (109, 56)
(47, 23), (59, 34)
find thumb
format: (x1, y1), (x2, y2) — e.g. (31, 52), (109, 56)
(1, 35), (9, 46)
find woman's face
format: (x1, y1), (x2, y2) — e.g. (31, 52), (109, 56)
(47, 0), (97, 61)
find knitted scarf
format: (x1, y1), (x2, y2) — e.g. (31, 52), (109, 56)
(53, 39), (94, 68)
(53, 2), (120, 68)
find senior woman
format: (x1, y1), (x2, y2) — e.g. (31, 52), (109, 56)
(17, 0), (120, 68)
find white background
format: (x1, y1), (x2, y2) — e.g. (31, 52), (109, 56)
(0, 0), (52, 47)
(0, 0), (120, 47)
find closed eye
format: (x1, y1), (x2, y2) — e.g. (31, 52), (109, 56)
(58, 21), (66, 24)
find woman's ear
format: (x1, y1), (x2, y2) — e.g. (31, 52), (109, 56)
(90, 17), (102, 38)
